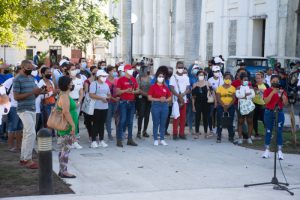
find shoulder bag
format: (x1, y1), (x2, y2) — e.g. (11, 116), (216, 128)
(47, 95), (69, 131)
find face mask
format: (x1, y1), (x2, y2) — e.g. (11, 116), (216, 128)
(101, 66), (106, 70)
(76, 69), (80, 74)
(198, 75), (205, 81)
(81, 62), (87, 68)
(92, 73), (96, 76)
(70, 70), (77, 77)
(157, 77), (164, 83)
(224, 79), (231, 85)
(30, 70), (37, 76)
(243, 81), (248, 86)
(214, 72), (219, 78)
(127, 69), (134, 76)
(70, 85), (75, 91)
(45, 74), (52, 79)
(136, 66), (141, 71)
(271, 82), (280, 88)
(100, 77), (107, 82)
(192, 69), (199, 75)
(177, 68), (184, 74)
(120, 72), (125, 77)
(112, 72), (118, 77)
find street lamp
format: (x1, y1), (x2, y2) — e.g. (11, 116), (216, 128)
(131, 13), (138, 64)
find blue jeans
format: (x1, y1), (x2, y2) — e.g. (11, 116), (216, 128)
(7, 107), (23, 133)
(151, 102), (169, 140)
(106, 102), (119, 137)
(117, 101), (136, 140)
(186, 100), (195, 130)
(217, 105), (235, 139)
(264, 109), (284, 146)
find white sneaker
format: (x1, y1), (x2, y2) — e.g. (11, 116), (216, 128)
(247, 138), (253, 144)
(238, 138), (243, 145)
(90, 141), (98, 148)
(278, 150), (284, 160)
(154, 140), (159, 146)
(57, 137), (62, 145)
(72, 141), (83, 149)
(160, 140), (168, 146)
(99, 140), (108, 148)
(262, 149), (270, 158)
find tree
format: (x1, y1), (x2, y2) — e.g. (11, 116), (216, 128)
(0, 0), (119, 50)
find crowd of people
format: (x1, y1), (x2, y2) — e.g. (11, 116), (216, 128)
(0, 55), (297, 179)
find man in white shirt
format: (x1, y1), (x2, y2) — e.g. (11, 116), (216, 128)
(208, 65), (224, 91)
(265, 67), (273, 87)
(170, 61), (190, 140)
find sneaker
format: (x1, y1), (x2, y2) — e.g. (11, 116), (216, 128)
(90, 141), (98, 148)
(136, 132), (142, 139)
(154, 140), (159, 146)
(189, 129), (195, 135)
(278, 150), (284, 160)
(72, 142), (83, 149)
(143, 132), (150, 138)
(262, 149), (270, 158)
(237, 138), (243, 145)
(99, 140), (108, 148)
(247, 138), (253, 144)
(213, 128), (217, 134)
(160, 140), (168, 146)
(216, 138), (221, 143)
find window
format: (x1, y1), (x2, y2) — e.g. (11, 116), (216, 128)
(26, 49), (34, 60)
(228, 20), (237, 56)
(206, 23), (214, 60)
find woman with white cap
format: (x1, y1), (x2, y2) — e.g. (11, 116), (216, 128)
(89, 70), (111, 148)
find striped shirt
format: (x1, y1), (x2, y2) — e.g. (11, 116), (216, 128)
(13, 74), (37, 112)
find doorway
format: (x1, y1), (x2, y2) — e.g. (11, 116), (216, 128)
(252, 19), (266, 57)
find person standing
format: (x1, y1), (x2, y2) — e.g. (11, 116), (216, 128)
(215, 72), (236, 143)
(148, 72), (171, 146)
(89, 70), (110, 148)
(262, 75), (288, 160)
(33, 51), (40, 66)
(13, 60), (44, 169)
(170, 61), (190, 140)
(116, 64), (139, 147)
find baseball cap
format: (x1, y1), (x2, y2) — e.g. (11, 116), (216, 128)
(96, 69), (108, 77)
(212, 65), (221, 72)
(124, 64), (132, 71)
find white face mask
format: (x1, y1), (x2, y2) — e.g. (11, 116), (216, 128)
(177, 68), (184, 74)
(198, 75), (205, 81)
(70, 70), (77, 77)
(127, 69), (134, 76)
(100, 77), (107, 83)
(31, 70), (38, 77)
(101, 66), (106, 69)
(157, 77), (164, 83)
(213, 72), (219, 78)
(136, 66), (141, 71)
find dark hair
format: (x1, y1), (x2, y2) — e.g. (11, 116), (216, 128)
(239, 62), (246, 67)
(176, 61), (184, 68)
(107, 66), (115, 73)
(37, 51), (41, 55)
(156, 66), (169, 79)
(271, 74), (280, 81)
(20, 60), (32, 68)
(224, 72), (233, 80)
(196, 70), (206, 76)
(40, 67), (50, 74)
(79, 58), (86, 63)
(58, 76), (72, 91)
(90, 65), (97, 72)
(239, 72), (248, 80)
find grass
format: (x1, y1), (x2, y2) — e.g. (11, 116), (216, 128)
(241, 122), (300, 154)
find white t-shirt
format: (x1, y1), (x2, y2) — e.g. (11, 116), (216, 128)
(208, 76), (224, 91)
(3, 77), (18, 107)
(37, 79), (55, 98)
(265, 74), (272, 87)
(89, 81), (110, 110)
(170, 74), (190, 103)
(53, 69), (63, 85)
(69, 78), (83, 100)
(297, 74), (300, 87)
(34, 80), (42, 113)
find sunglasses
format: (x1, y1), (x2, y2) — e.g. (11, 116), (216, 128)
(213, 70), (220, 73)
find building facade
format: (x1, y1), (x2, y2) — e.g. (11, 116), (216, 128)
(108, 0), (300, 69)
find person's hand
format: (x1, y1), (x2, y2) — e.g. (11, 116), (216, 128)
(101, 97), (108, 103)
(71, 125), (76, 135)
(32, 88), (42, 95)
(192, 106), (196, 112)
(115, 97), (120, 102)
(53, 89), (60, 95)
(126, 88), (133, 93)
(214, 102), (218, 108)
(76, 101), (81, 107)
(133, 88), (140, 94)
(223, 105), (228, 112)
(160, 96), (166, 103)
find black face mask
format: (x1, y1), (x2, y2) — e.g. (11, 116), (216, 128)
(271, 82), (280, 88)
(70, 85), (75, 91)
(92, 73), (96, 76)
(45, 74), (52, 79)
(24, 69), (32, 76)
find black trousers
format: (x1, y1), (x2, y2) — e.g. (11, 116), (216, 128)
(137, 97), (151, 133)
(195, 102), (209, 133)
(84, 113), (93, 138)
(92, 109), (108, 141)
(253, 103), (265, 135)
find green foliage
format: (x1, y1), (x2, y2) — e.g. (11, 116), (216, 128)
(0, 0), (119, 49)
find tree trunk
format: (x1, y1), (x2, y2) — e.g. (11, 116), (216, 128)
(184, 0), (202, 66)
(121, 0), (132, 64)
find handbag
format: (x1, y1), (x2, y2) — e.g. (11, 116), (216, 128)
(220, 112), (232, 128)
(47, 96), (69, 131)
(81, 82), (97, 115)
(206, 84), (214, 103)
(239, 99), (255, 115)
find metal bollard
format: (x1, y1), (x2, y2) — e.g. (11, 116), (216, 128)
(37, 128), (53, 195)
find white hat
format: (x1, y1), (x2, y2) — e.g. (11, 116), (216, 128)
(96, 69), (108, 77)
(212, 65), (221, 71)
(214, 57), (225, 64)
(118, 64), (124, 72)
(59, 59), (69, 67)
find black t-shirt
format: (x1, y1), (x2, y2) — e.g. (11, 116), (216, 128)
(192, 85), (208, 106)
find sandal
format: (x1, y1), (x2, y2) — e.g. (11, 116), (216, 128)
(58, 172), (76, 178)
(24, 161), (39, 169)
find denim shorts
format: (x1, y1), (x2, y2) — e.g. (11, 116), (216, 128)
(7, 107), (23, 133)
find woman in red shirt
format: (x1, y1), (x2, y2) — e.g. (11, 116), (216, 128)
(262, 75), (288, 160)
(148, 71), (172, 146)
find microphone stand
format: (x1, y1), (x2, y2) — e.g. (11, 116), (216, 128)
(244, 100), (294, 196)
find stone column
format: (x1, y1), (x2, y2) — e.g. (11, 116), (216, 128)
(121, 0), (132, 64)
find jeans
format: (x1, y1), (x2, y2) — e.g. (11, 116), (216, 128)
(151, 102), (169, 140)
(137, 97), (151, 133)
(264, 109), (284, 146)
(92, 109), (108, 141)
(216, 105), (235, 140)
(7, 107), (23, 133)
(173, 103), (187, 136)
(117, 101), (136, 140)
(19, 111), (36, 161)
(186, 100), (195, 130)
(106, 102), (119, 137)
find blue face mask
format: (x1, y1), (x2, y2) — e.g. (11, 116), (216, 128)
(113, 72), (118, 77)
(81, 62), (87, 69)
(243, 81), (248, 86)
(120, 72), (125, 77)
(192, 69), (199, 75)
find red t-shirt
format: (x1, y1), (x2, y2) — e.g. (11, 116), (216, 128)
(263, 87), (287, 110)
(116, 76), (138, 101)
(148, 83), (171, 99)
